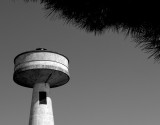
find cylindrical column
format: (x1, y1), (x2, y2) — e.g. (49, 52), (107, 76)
(29, 83), (54, 125)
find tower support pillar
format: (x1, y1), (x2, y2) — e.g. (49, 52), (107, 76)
(29, 83), (54, 125)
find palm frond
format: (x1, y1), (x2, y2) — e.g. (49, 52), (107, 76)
(23, 0), (160, 61)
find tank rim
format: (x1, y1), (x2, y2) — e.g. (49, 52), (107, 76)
(14, 50), (69, 64)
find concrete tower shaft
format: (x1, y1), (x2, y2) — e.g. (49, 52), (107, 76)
(29, 83), (54, 125)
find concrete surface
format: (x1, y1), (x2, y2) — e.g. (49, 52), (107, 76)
(29, 83), (54, 125)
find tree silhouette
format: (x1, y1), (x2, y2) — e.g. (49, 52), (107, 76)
(24, 0), (160, 61)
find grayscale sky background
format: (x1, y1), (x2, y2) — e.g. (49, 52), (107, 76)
(1, 0), (160, 125)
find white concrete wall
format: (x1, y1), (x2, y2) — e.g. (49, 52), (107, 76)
(29, 83), (54, 125)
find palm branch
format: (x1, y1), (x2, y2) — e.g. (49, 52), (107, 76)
(24, 0), (160, 61)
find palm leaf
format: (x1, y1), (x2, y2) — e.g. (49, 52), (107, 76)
(23, 0), (160, 61)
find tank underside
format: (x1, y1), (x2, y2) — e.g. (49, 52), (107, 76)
(13, 68), (69, 88)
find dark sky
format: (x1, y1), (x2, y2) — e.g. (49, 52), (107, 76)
(1, 0), (160, 125)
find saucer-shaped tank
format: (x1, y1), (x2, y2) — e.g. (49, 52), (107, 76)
(13, 49), (70, 88)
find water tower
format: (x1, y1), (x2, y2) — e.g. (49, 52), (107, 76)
(13, 48), (70, 125)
